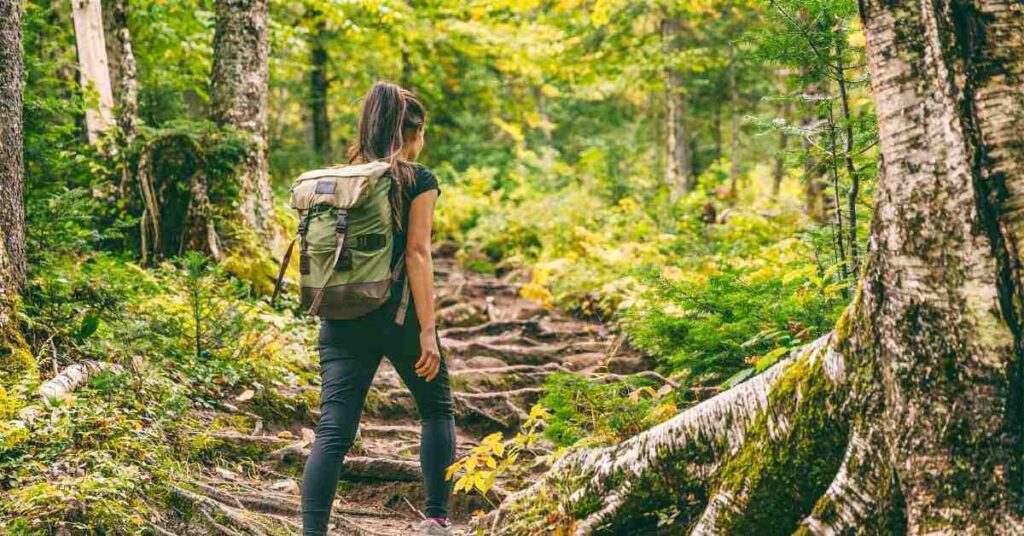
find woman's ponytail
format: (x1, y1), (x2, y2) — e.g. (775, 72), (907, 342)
(348, 81), (426, 230)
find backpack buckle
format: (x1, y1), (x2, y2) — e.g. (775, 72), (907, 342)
(335, 249), (353, 271)
(335, 211), (348, 234)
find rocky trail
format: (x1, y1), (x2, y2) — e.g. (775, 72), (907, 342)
(165, 248), (653, 535)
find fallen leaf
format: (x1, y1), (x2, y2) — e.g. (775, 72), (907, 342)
(277, 430), (295, 439)
(235, 389), (255, 402)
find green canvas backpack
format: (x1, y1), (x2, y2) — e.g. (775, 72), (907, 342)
(272, 161), (409, 323)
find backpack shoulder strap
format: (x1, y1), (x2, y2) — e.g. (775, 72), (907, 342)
(391, 255), (410, 325)
(271, 209), (309, 305)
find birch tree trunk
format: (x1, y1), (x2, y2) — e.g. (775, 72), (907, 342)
(478, 1), (1024, 533)
(102, 0), (137, 143)
(662, 16), (692, 200)
(71, 0), (115, 143)
(210, 0), (275, 243)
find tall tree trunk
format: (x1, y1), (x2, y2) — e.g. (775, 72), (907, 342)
(662, 16), (692, 200)
(727, 40), (741, 198)
(825, 103), (849, 279)
(71, 0), (115, 143)
(1, 0), (29, 378)
(771, 101), (791, 197)
(308, 16), (330, 165)
(0, 0), (25, 294)
(477, 1), (1024, 533)
(210, 0), (275, 242)
(102, 0), (137, 143)
(801, 84), (828, 222)
(834, 44), (860, 276)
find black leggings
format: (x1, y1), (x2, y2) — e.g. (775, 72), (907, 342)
(301, 307), (456, 536)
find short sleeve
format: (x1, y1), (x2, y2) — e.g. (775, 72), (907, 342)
(411, 165), (440, 200)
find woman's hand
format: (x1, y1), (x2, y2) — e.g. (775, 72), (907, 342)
(415, 329), (442, 382)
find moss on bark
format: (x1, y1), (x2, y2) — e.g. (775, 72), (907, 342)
(701, 350), (849, 534)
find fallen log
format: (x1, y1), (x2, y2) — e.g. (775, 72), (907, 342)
(38, 360), (125, 403)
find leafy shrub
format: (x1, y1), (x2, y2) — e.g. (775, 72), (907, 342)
(623, 252), (845, 385)
(540, 373), (677, 447)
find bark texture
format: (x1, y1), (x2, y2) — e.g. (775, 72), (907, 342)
(0, 0), (28, 383)
(854, 0), (1024, 529)
(210, 0), (275, 240)
(663, 16), (692, 199)
(479, 1), (1024, 534)
(0, 0), (25, 302)
(71, 0), (115, 142)
(103, 0), (138, 142)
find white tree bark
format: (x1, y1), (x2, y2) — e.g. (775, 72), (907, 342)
(103, 0), (138, 142)
(663, 16), (692, 199)
(71, 0), (115, 143)
(37, 360), (125, 404)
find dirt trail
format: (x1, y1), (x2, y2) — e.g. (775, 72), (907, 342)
(172, 248), (649, 535)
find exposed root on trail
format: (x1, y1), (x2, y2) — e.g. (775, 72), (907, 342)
(475, 334), (849, 535)
(267, 442), (424, 482)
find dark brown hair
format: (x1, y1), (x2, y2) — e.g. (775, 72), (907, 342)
(347, 81), (426, 229)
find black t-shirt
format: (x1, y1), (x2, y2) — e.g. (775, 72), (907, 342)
(388, 165), (440, 309)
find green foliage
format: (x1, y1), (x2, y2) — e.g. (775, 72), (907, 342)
(539, 373), (677, 447)
(5, 219), (315, 531)
(624, 236), (846, 385)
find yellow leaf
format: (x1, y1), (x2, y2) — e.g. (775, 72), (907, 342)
(473, 471), (493, 493)
(445, 462), (461, 481)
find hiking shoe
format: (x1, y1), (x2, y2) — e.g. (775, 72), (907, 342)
(419, 518), (459, 535)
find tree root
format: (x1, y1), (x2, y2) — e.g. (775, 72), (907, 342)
(475, 334), (846, 535)
(451, 362), (569, 391)
(442, 339), (572, 365)
(268, 443), (424, 482)
(365, 386), (542, 432)
(439, 319), (541, 340)
(799, 424), (898, 535)
(169, 484), (279, 536)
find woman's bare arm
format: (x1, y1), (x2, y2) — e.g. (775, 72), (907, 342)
(405, 190), (441, 381)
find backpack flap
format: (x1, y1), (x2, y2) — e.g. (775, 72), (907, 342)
(289, 160), (391, 211)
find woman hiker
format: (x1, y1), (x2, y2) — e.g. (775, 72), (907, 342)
(300, 82), (457, 536)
